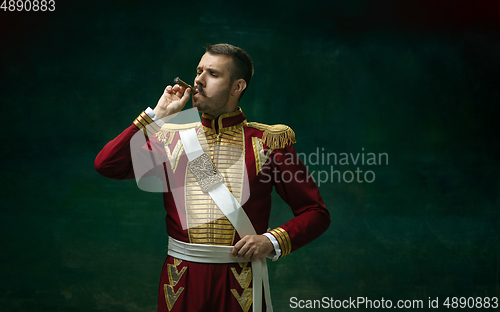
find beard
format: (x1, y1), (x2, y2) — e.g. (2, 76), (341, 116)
(193, 84), (232, 117)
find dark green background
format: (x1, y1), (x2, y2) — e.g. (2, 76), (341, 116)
(1, 0), (499, 311)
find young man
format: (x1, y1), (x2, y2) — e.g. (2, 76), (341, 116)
(95, 43), (330, 312)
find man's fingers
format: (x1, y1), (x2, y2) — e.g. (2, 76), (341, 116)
(177, 87), (186, 98)
(232, 235), (251, 257)
(155, 84), (192, 118)
(172, 84), (179, 96)
(172, 84), (185, 97)
(232, 235), (274, 260)
(231, 237), (244, 257)
(238, 244), (252, 258)
(164, 85), (172, 94)
(182, 87), (190, 98)
(178, 88), (191, 105)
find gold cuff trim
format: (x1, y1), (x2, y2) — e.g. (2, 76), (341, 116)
(133, 119), (148, 136)
(133, 111), (160, 136)
(269, 227), (292, 257)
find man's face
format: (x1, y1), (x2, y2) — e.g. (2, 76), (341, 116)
(192, 53), (234, 117)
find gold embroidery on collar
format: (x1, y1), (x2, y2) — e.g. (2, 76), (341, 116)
(203, 108), (243, 129)
(203, 121), (248, 134)
(220, 108), (244, 119)
(202, 108), (246, 133)
(219, 121), (248, 133)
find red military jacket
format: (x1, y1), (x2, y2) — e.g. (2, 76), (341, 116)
(95, 108), (330, 258)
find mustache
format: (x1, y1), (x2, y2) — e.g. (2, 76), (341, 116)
(195, 85), (205, 96)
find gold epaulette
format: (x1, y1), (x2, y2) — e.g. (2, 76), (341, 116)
(247, 122), (296, 149)
(155, 122), (201, 145)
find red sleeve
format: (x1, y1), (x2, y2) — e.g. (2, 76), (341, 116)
(268, 143), (330, 257)
(94, 111), (166, 180)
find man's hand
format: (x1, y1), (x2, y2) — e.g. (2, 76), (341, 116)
(153, 84), (191, 119)
(232, 235), (274, 261)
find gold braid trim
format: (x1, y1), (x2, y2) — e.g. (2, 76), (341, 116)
(268, 227), (292, 257)
(201, 120), (247, 135)
(133, 111), (160, 136)
(219, 120), (248, 133)
(155, 122), (201, 145)
(247, 122), (296, 150)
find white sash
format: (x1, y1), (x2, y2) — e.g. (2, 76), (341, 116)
(178, 128), (273, 312)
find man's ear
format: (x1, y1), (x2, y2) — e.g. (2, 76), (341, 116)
(232, 79), (247, 96)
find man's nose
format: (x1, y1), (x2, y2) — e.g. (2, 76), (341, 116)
(194, 74), (204, 87)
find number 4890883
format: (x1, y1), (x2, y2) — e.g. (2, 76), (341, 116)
(1, 0), (56, 11)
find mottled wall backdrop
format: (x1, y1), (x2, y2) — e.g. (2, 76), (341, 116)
(1, 0), (499, 311)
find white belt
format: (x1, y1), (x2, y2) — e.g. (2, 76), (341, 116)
(168, 236), (249, 263)
(178, 128), (273, 312)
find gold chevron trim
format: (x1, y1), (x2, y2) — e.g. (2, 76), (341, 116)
(231, 288), (253, 312)
(230, 262), (252, 289)
(164, 284), (184, 311)
(163, 257), (186, 310)
(167, 263), (187, 287)
(252, 137), (273, 175)
(165, 139), (183, 173)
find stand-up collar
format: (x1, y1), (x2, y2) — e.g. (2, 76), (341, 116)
(201, 108), (247, 133)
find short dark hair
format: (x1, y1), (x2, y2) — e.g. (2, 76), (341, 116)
(206, 43), (254, 99)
